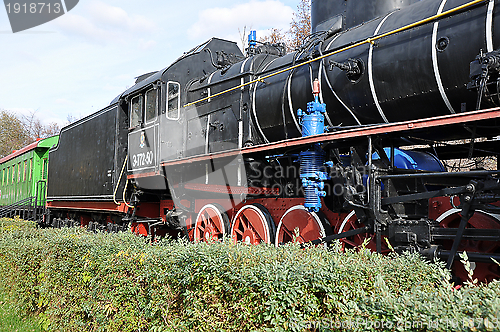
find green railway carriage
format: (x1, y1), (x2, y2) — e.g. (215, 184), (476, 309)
(0, 136), (59, 207)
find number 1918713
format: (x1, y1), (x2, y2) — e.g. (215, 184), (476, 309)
(5, 3), (61, 14)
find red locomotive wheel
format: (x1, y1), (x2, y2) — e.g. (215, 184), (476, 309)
(335, 211), (389, 253)
(275, 205), (331, 246)
(193, 204), (230, 242)
(131, 222), (148, 237)
(335, 210), (372, 249)
(231, 204), (276, 244)
(437, 209), (500, 282)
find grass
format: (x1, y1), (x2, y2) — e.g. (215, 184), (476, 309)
(0, 287), (40, 332)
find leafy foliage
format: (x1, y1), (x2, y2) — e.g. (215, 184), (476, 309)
(0, 110), (31, 158)
(288, 0), (311, 51)
(242, 0), (311, 54)
(0, 218), (499, 331)
(0, 109), (60, 158)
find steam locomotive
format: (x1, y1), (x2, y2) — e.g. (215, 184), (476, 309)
(35, 0), (500, 282)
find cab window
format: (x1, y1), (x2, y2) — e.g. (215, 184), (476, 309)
(43, 159), (48, 180)
(130, 95), (143, 128)
(167, 82), (180, 120)
(145, 88), (158, 123)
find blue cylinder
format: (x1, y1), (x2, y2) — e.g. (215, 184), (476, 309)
(301, 112), (325, 137)
(300, 149), (328, 212)
(298, 96), (329, 212)
(372, 148), (446, 172)
(300, 150), (325, 177)
(248, 30), (257, 48)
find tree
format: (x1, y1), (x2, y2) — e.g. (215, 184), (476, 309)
(21, 110), (60, 142)
(259, 28), (288, 45)
(238, 26), (251, 56)
(288, 0), (311, 51)
(0, 110), (31, 158)
(0, 109), (60, 158)
(239, 0), (311, 54)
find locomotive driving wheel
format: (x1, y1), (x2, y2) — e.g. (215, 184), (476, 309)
(333, 210), (390, 253)
(275, 205), (332, 246)
(230, 204), (276, 244)
(437, 208), (500, 282)
(193, 204), (229, 242)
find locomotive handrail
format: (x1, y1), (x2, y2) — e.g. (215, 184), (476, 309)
(154, 107), (500, 169)
(377, 169), (500, 179)
(113, 154), (135, 209)
(0, 196), (36, 220)
(183, 0), (487, 108)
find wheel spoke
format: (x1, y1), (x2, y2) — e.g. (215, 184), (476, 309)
(248, 224), (262, 241)
(201, 212), (209, 228)
(282, 225), (295, 239)
(249, 217), (267, 241)
(343, 239), (357, 247)
(212, 218), (222, 233)
(241, 215), (262, 240)
(240, 214), (249, 231)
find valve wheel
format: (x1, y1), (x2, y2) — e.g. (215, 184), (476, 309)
(231, 204), (276, 244)
(193, 204), (229, 242)
(275, 205), (332, 246)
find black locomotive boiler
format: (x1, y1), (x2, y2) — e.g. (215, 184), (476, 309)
(42, 0), (500, 282)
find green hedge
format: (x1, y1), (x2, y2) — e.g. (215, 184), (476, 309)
(0, 218), (499, 331)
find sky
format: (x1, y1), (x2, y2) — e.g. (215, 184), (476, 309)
(0, 0), (298, 127)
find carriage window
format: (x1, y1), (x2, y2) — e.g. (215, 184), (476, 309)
(29, 159), (33, 181)
(130, 95), (143, 128)
(145, 88), (158, 123)
(167, 82), (180, 120)
(23, 160), (27, 182)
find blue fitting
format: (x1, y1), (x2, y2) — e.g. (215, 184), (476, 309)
(248, 30), (257, 49)
(298, 98), (326, 137)
(300, 149), (329, 212)
(298, 86), (330, 212)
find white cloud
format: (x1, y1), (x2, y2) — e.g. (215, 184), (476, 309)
(9, 108), (35, 117)
(138, 39), (157, 50)
(53, 1), (156, 44)
(188, 0), (293, 42)
(87, 1), (155, 33)
(54, 13), (116, 43)
(55, 99), (71, 105)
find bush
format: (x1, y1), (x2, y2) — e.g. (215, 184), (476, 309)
(0, 218), (498, 331)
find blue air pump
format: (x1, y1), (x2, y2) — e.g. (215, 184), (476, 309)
(248, 30), (257, 50)
(298, 79), (332, 212)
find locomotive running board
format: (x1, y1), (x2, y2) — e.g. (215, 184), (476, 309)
(156, 107), (500, 169)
